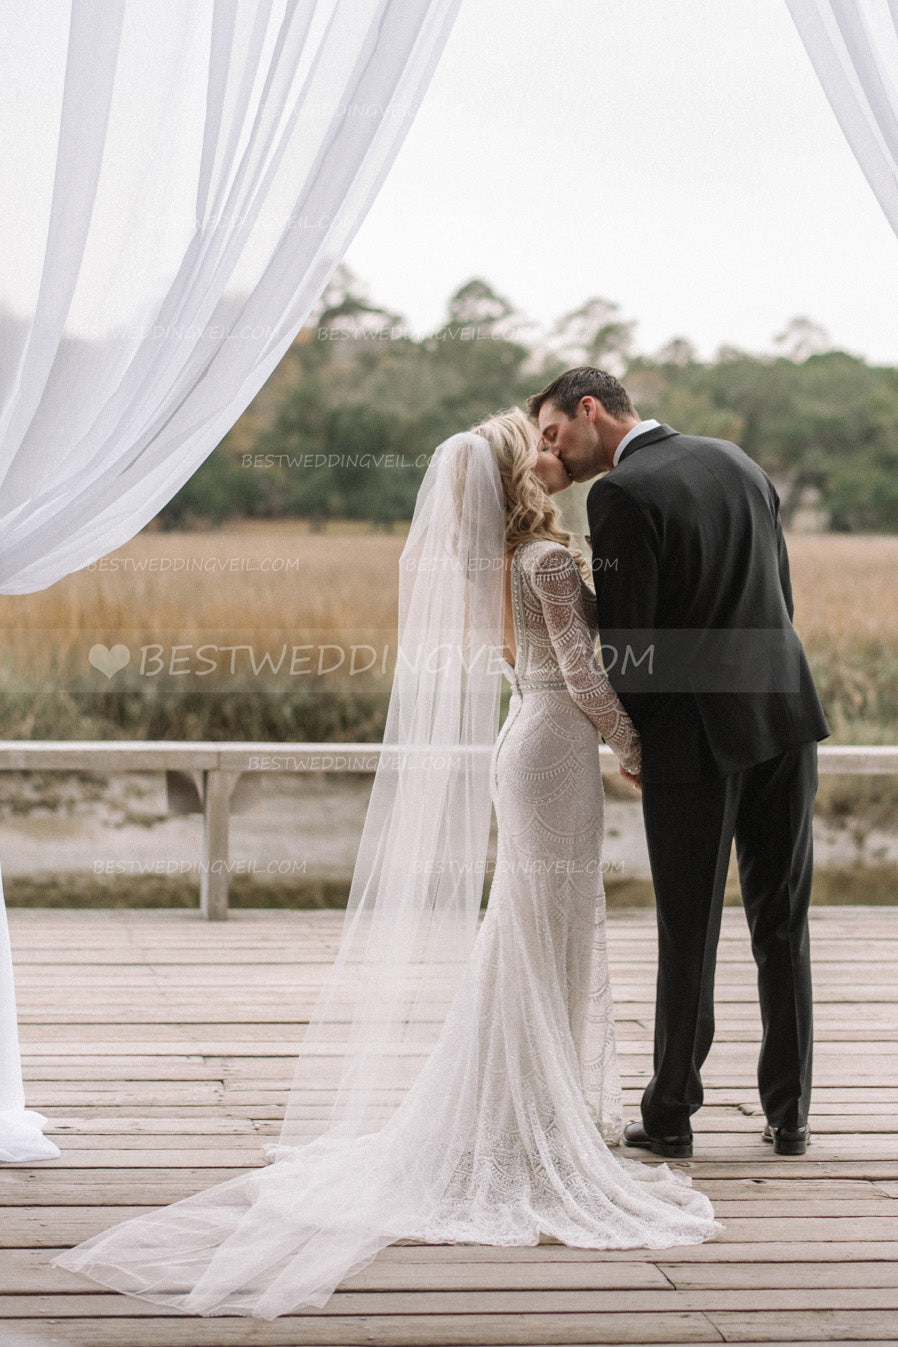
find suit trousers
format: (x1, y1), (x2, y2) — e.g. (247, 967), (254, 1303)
(639, 740), (818, 1136)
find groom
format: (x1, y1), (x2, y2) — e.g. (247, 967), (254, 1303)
(528, 368), (829, 1159)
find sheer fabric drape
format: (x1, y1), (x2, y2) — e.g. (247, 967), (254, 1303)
(276, 434), (506, 1152)
(0, 0), (460, 1161)
(785, 0), (898, 236)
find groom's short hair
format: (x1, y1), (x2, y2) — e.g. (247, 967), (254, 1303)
(527, 367), (636, 421)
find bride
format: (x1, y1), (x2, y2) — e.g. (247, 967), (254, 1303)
(55, 409), (718, 1317)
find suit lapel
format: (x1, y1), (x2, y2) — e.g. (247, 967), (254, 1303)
(616, 423), (678, 464)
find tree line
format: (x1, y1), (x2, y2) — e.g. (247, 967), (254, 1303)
(159, 271), (898, 533)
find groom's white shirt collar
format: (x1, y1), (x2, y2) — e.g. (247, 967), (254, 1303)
(612, 418), (661, 467)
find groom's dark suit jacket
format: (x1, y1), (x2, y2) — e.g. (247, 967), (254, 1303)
(587, 424), (829, 784)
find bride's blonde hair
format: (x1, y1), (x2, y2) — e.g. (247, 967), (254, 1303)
(470, 406), (592, 583)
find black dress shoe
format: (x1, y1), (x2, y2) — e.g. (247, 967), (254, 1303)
(763, 1123), (810, 1155)
(622, 1120), (693, 1159)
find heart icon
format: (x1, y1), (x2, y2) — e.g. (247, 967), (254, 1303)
(88, 643), (131, 678)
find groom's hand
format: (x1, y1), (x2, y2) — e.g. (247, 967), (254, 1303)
(619, 765), (642, 792)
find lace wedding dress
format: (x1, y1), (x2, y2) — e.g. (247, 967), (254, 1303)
(55, 538), (718, 1317)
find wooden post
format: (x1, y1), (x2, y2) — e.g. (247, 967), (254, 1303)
(200, 770), (241, 920)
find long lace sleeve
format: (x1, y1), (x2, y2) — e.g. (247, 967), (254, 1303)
(526, 546), (642, 776)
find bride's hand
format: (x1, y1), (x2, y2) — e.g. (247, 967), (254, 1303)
(619, 764), (642, 792)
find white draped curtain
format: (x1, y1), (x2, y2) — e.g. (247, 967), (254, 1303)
(0, 0), (460, 1161)
(786, 0), (898, 237)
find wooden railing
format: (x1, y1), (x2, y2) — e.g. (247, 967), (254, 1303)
(0, 741), (895, 919)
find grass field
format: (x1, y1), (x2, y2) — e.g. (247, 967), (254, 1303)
(1, 522), (895, 658)
(0, 522), (894, 748)
(0, 523), (404, 742)
(788, 533), (898, 647)
(0, 520), (405, 669)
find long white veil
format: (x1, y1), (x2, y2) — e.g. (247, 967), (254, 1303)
(278, 430), (505, 1147)
(54, 431), (508, 1315)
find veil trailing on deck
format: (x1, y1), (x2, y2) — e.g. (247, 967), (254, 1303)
(54, 432), (508, 1316)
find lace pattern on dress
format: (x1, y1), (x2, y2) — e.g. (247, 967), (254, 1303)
(515, 543), (641, 776)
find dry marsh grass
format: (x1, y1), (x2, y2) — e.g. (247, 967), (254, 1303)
(0, 523), (408, 742)
(4, 525), (894, 651)
(786, 534), (898, 743)
(0, 524), (894, 745)
(0, 523), (407, 675)
(787, 534), (898, 649)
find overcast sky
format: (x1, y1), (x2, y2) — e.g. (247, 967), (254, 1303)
(343, 0), (898, 364)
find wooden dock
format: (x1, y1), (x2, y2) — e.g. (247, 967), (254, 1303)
(2, 904), (897, 1346)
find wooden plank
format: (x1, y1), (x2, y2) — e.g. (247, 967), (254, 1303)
(661, 1262), (898, 1290)
(22, 1116), (273, 1133)
(0, 1179), (253, 1205)
(382, 1239), (898, 1263)
(201, 769), (242, 920)
(14, 1044), (898, 1061)
(16, 953), (898, 980)
(5, 1185), (894, 1219)
(672, 1163), (898, 1180)
(18, 1022), (898, 1045)
(6, 1211), (898, 1249)
(20, 961), (894, 981)
(0, 1315), (727, 1345)
(0, 1249), (673, 1295)
(10, 1250), (898, 1293)
(692, 1217), (898, 1242)
(4, 1288), (898, 1316)
(6, 1150), (267, 1166)
(7, 1240), (898, 1272)
(15, 1154), (898, 1180)
(706, 1309), (898, 1343)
